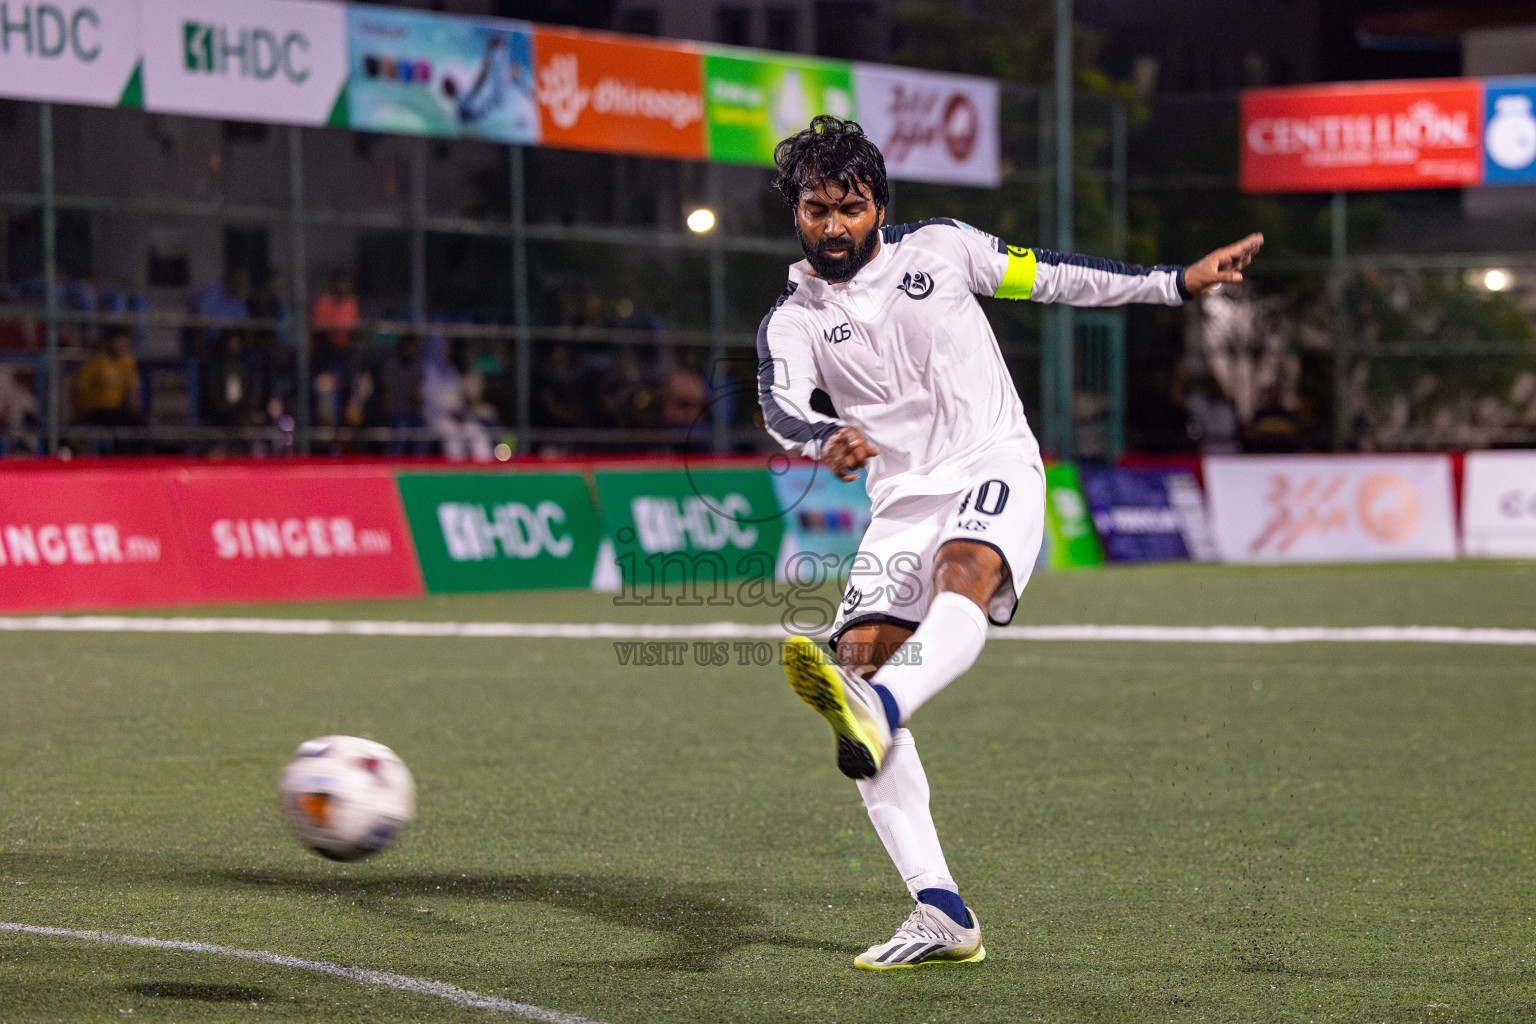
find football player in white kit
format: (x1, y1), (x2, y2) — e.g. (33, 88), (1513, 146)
(760, 116), (1262, 970)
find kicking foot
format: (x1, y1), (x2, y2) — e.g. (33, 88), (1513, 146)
(854, 902), (986, 970)
(782, 635), (893, 779)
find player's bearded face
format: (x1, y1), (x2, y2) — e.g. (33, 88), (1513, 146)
(795, 180), (882, 283)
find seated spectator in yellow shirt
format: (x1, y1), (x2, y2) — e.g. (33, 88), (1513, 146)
(74, 328), (144, 428)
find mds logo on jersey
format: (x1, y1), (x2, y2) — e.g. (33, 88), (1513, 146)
(898, 270), (935, 299)
(823, 322), (851, 345)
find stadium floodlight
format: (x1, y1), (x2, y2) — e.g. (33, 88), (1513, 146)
(687, 208), (717, 233)
(1484, 269), (1512, 292)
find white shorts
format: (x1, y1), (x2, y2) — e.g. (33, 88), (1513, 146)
(830, 448), (1047, 647)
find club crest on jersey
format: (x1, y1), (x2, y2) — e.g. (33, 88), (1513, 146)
(823, 322), (852, 344)
(898, 270), (935, 299)
(842, 587), (862, 612)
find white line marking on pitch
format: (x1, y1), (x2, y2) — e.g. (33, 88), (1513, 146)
(0, 922), (606, 1023)
(0, 616), (1535, 645)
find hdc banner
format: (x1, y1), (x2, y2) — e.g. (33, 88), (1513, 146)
(593, 468), (785, 588)
(1461, 450), (1536, 558)
(0, 469), (201, 612)
(1203, 454), (1457, 563)
(0, 0), (143, 108)
(141, 0), (348, 125)
(396, 472), (602, 592)
(168, 467), (423, 602)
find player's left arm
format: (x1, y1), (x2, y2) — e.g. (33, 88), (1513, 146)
(956, 226), (1264, 306)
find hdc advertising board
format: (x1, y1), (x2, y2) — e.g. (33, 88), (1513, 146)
(0, 0), (142, 108)
(168, 467), (423, 603)
(853, 63), (1001, 188)
(1203, 454), (1457, 563)
(1461, 450), (1536, 558)
(345, 5), (538, 144)
(1241, 80), (1484, 193)
(0, 470), (201, 612)
(396, 472), (602, 592)
(140, 0), (349, 126)
(532, 26), (705, 160)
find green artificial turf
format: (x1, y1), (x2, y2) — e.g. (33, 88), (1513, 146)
(3, 562), (1536, 1022)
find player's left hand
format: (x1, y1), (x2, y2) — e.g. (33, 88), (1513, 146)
(1183, 233), (1264, 296)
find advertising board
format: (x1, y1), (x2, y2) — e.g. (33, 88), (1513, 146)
(1039, 463), (1104, 570)
(703, 49), (852, 166)
(141, 0), (348, 126)
(0, 0), (142, 108)
(594, 468), (785, 593)
(1240, 80), (1483, 193)
(1078, 466), (1217, 563)
(397, 471), (602, 592)
(1461, 450), (1536, 558)
(168, 467), (423, 603)
(345, 5), (538, 144)
(1483, 77), (1536, 186)
(853, 63), (1000, 187)
(533, 26), (705, 159)
(1203, 454), (1457, 563)
(0, 469), (201, 612)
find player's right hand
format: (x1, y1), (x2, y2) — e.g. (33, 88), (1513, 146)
(822, 426), (879, 481)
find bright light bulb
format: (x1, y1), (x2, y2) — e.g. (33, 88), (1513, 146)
(1485, 269), (1511, 292)
(687, 208), (716, 233)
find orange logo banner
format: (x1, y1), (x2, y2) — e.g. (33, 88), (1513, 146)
(533, 27), (706, 159)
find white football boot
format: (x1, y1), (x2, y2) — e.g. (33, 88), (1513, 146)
(783, 634), (894, 779)
(854, 902), (986, 970)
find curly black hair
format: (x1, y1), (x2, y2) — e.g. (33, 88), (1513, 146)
(771, 115), (890, 212)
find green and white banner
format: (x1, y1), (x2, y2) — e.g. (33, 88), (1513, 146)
(141, 0), (347, 126)
(397, 472), (603, 593)
(0, 0), (142, 108)
(703, 48), (853, 167)
(593, 468), (786, 590)
(1040, 463), (1105, 570)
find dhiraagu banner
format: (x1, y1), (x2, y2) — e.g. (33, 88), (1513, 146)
(704, 49), (852, 166)
(593, 468), (785, 592)
(345, 5), (538, 144)
(141, 0), (348, 126)
(1039, 463), (1105, 570)
(397, 472), (602, 593)
(0, 0), (143, 108)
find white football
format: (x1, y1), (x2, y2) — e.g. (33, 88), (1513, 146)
(279, 735), (415, 861)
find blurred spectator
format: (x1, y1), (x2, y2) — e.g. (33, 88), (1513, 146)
(660, 366), (709, 428)
(1184, 374), (1239, 455)
(379, 333), (425, 450)
(422, 335), (493, 460)
(0, 363), (37, 447)
(74, 327), (144, 428)
(199, 329), (259, 428)
(310, 271), (358, 349)
(533, 344), (591, 428)
(1244, 386), (1302, 453)
(186, 269), (250, 359)
(597, 348), (657, 428)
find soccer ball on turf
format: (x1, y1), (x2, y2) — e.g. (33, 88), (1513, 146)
(278, 735), (416, 861)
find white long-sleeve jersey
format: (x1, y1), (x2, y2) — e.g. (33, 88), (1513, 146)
(756, 218), (1189, 513)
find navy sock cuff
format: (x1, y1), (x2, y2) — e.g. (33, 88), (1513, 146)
(916, 887), (970, 928)
(871, 683), (901, 732)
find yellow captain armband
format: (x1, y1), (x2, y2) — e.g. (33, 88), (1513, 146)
(995, 245), (1037, 300)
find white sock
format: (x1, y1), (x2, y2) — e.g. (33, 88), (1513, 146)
(856, 728), (956, 897)
(871, 591), (989, 724)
